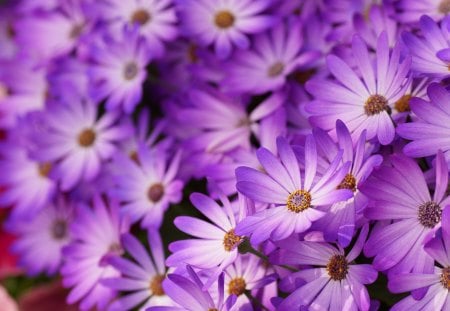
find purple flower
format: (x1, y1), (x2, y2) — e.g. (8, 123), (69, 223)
(235, 136), (352, 244)
(89, 28), (151, 113)
(271, 225), (378, 311)
(361, 151), (450, 275)
(224, 18), (320, 94)
(306, 32), (411, 145)
(32, 99), (131, 191)
(403, 15), (450, 78)
(388, 207), (450, 310)
(103, 230), (171, 310)
(61, 195), (129, 310)
(222, 255), (276, 310)
(111, 144), (183, 228)
(397, 83), (450, 163)
(176, 0), (276, 59)
(99, 0), (178, 58)
(0, 62), (47, 128)
(393, 0), (450, 25)
(166, 193), (243, 288)
(6, 196), (73, 276)
(174, 89), (283, 154)
(312, 120), (383, 247)
(147, 265), (236, 311)
(0, 142), (56, 219)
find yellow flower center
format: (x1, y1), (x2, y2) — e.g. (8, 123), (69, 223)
(287, 190), (312, 213)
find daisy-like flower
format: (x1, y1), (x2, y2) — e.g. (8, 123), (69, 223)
(271, 225), (378, 311)
(361, 151), (450, 275)
(6, 196), (73, 276)
(147, 266), (237, 311)
(32, 99), (131, 191)
(397, 83), (450, 163)
(100, 0), (177, 58)
(224, 18), (320, 94)
(111, 144), (183, 228)
(61, 195), (129, 311)
(166, 193), (244, 288)
(402, 15), (450, 78)
(103, 230), (171, 310)
(0, 142), (56, 220)
(388, 207), (450, 310)
(89, 28), (151, 113)
(175, 89), (283, 154)
(0, 62), (48, 128)
(235, 136), (352, 244)
(306, 32), (411, 145)
(312, 120), (383, 247)
(392, 0), (450, 24)
(221, 255), (276, 310)
(176, 0), (276, 59)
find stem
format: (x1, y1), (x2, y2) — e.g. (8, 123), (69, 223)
(238, 239), (268, 261)
(244, 290), (270, 311)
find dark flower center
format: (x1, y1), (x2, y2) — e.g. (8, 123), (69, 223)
(326, 254), (348, 281)
(223, 229), (242, 252)
(78, 128), (96, 147)
(228, 277), (246, 296)
(418, 201), (441, 228)
(268, 62), (285, 77)
(214, 10), (235, 29)
(148, 183), (165, 203)
(38, 162), (52, 177)
(187, 44), (198, 63)
(52, 219), (67, 240)
(394, 94), (411, 113)
(440, 267), (450, 289)
(364, 94), (389, 116)
(337, 174), (357, 192)
(6, 23), (15, 39)
(132, 9), (151, 25)
(124, 62), (139, 80)
(287, 190), (312, 213)
(69, 24), (84, 39)
(439, 0), (450, 14)
(149, 275), (165, 296)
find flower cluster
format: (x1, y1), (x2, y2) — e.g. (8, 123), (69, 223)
(1, 0), (450, 310)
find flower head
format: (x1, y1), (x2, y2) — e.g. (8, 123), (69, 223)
(306, 32), (411, 145)
(235, 136), (352, 244)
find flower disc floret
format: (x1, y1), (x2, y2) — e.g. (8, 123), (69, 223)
(223, 229), (242, 252)
(150, 275), (165, 296)
(326, 254), (349, 281)
(418, 201), (441, 228)
(78, 128), (96, 147)
(228, 277), (246, 296)
(364, 94), (389, 116)
(287, 190), (312, 213)
(214, 11), (235, 28)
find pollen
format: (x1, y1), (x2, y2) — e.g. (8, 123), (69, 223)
(287, 190), (312, 213)
(440, 267), (450, 289)
(418, 201), (441, 228)
(268, 62), (285, 77)
(223, 229), (242, 252)
(69, 24), (84, 39)
(38, 162), (52, 177)
(364, 94), (389, 116)
(78, 128), (96, 147)
(132, 9), (151, 25)
(124, 62), (139, 80)
(148, 183), (165, 203)
(337, 174), (357, 192)
(394, 94), (411, 113)
(326, 254), (348, 281)
(51, 219), (67, 240)
(149, 275), (165, 296)
(214, 10), (235, 29)
(439, 0), (450, 14)
(228, 277), (246, 296)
